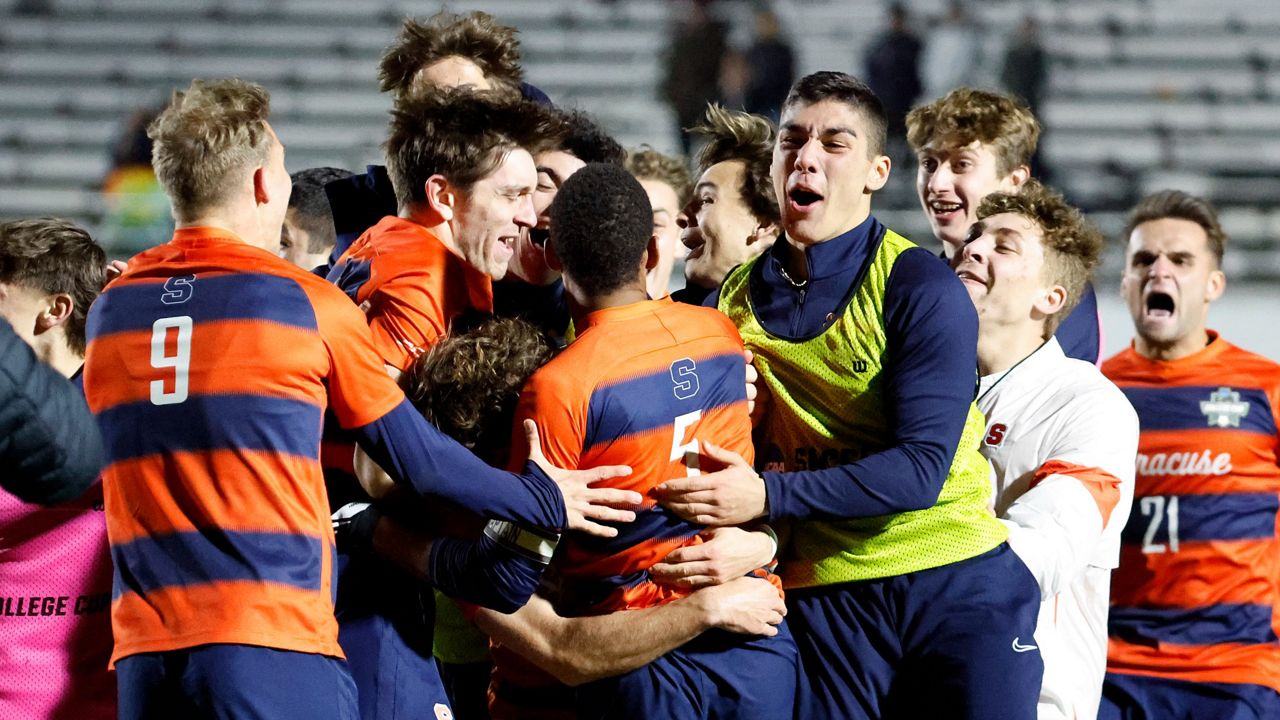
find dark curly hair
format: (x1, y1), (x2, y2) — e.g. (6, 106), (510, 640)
(379, 11), (524, 100)
(1124, 189), (1227, 266)
(402, 317), (554, 465)
(549, 163), (653, 297)
(385, 88), (563, 209)
(552, 109), (626, 165)
(977, 179), (1103, 335)
(625, 146), (692, 206)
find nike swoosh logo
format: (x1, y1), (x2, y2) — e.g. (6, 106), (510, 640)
(1011, 637), (1038, 653)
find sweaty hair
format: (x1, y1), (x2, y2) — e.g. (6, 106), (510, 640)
(690, 104), (779, 223)
(402, 316), (553, 464)
(781, 71), (887, 157)
(549, 163), (653, 297)
(148, 78), (272, 222)
(977, 179), (1103, 336)
(0, 218), (106, 355)
(552, 109), (627, 165)
(905, 87), (1041, 176)
(625, 146), (692, 205)
(287, 167), (354, 253)
(385, 88), (562, 209)
(1124, 189), (1228, 266)
(379, 11), (523, 100)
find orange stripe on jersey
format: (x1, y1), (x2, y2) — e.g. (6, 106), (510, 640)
(1131, 427), (1280, 496)
(1107, 637), (1280, 691)
(1111, 539), (1280, 609)
(110, 578), (342, 666)
(1032, 460), (1123, 527)
(103, 451), (331, 542)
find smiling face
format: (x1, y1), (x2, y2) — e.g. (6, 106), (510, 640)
(917, 140), (1026, 256)
(449, 147), (538, 279)
(1121, 217), (1225, 359)
(771, 99), (890, 246)
(953, 212), (1061, 334)
(681, 159), (774, 288)
(640, 178), (683, 297)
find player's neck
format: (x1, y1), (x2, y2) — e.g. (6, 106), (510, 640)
(1134, 327), (1211, 363)
(938, 237), (959, 260)
(977, 322), (1047, 376)
(177, 210), (278, 253)
(565, 280), (650, 323)
(37, 335), (82, 379)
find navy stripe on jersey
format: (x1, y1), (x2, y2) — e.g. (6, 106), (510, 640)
(98, 394), (323, 463)
(325, 257), (372, 305)
(1120, 493), (1279, 546)
(111, 530), (326, 599)
(1122, 385), (1277, 436)
(570, 506), (700, 557)
(583, 352), (745, 453)
(1108, 603), (1278, 647)
(86, 272), (318, 340)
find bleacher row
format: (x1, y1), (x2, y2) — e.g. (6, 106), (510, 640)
(1, 0), (1278, 277)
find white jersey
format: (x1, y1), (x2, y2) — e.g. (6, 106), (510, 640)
(977, 337), (1138, 720)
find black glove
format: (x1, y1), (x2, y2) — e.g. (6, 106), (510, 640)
(332, 502), (382, 556)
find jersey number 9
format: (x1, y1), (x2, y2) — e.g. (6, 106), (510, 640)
(150, 316), (193, 406)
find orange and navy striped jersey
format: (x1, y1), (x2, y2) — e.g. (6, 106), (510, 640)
(82, 227), (404, 665)
(326, 215), (493, 373)
(512, 298), (766, 615)
(1103, 332), (1280, 692)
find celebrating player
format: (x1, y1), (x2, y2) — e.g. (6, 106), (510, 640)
(661, 71), (1042, 718)
(82, 79), (633, 719)
(623, 146), (692, 299)
(1100, 191), (1280, 719)
(674, 104), (780, 307)
(0, 218), (113, 719)
(907, 87), (1102, 363)
(954, 181), (1138, 719)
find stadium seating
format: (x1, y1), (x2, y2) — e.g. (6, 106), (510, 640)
(0, 0), (1276, 276)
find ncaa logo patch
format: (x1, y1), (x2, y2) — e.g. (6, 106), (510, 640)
(1200, 387), (1249, 428)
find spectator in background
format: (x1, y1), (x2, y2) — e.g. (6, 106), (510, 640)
(921, 1), (984, 102)
(1001, 16), (1051, 180)
(624, 147), (693, 298)
(100, 105), (172, 258)
(864, 3), (923, 156)
(281, 167), (354, 272)
(744, 6), (795, 122)
(0, 218), (114, 720)
(662, 0), (729, 155)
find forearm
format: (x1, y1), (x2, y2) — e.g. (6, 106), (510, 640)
(354, 400), (566, 529)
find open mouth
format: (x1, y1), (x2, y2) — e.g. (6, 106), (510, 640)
(929, 199), (963, 215)
(789, 187), (823, 208)
(1145, 291), (1175, 319)
(528, 227), (550, 247)
(956, 269), (984, 284)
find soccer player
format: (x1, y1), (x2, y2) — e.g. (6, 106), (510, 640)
(623, 147), (692, 299)
(82, 78), (634, 719)
(659, 71), (1042, 719)
(326, 11), (534, 259)
(512, 162), (797, 719)
(1100, 191), (1280, 719)
(953, 181), (1138, 719)
(0, 218), (113, 718)
(280, 167), (354, 272)
(906, 87), (1103, 364)
(674, 104), (779, 306)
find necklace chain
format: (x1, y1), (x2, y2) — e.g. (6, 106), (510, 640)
(778, 263), (808, 289)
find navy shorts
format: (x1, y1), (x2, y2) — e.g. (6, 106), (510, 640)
(1100, 672), (1280, 720)
(117, 644), (359, 720)
(577, 622), (799, 720)
(786, 542), (1043, 720)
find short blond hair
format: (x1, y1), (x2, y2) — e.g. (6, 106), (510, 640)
(977, 179), (1103, 335)
(625, 147), (692, 205)
(906, 88), (1040, 176)
(148, 78), (273, 221)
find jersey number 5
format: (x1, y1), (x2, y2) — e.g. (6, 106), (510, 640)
(150, 316), (193, 405)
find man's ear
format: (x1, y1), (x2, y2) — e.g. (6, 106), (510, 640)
(865, 154), (892, 192)
(1206, 268), (1226, 302)
(751, 220), (781, 245)
(1005, 164), (1031, 192)
(643, 234), (660, 271)
(424, 175), (456, 221)
(1034, 284), (1068, 319)
(544, 239), (563, 271)
(253, 166), (271, 205)
(35, 293), (74, 335)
